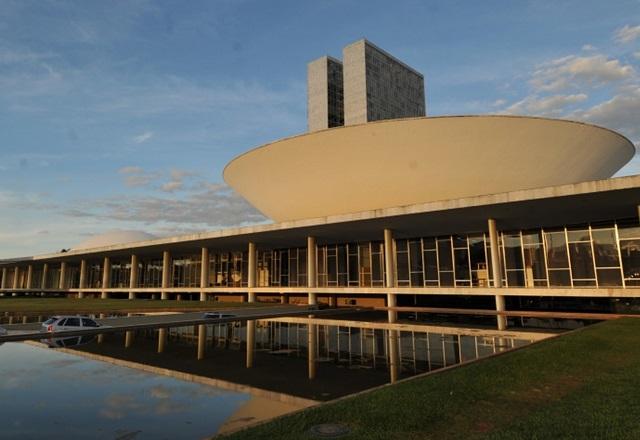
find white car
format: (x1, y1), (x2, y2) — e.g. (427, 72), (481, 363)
(41, 316), (102, 333)
(0, 326), (7, 336)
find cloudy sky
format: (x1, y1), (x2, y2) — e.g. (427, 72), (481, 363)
(1, 0), (639, 258)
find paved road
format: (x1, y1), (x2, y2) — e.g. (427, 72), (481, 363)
(0, 306), (366, 343)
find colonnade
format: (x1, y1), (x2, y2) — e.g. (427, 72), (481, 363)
(1, 220), (510, 332)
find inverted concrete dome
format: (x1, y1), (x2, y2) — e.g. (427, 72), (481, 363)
(74, 230), (157, 250)
(224, 115), (635, 222)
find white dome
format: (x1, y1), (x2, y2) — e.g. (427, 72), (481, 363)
(73, 230), (157, 250)
(224, 115), (635, 221)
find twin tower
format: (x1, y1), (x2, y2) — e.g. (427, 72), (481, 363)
(307, 39), (426, 132)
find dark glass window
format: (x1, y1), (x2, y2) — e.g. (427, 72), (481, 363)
(454, 248), (470, 280)
(437, 238), (453, 271)
(592, 229), (620, 268)
(620, 239), (640, 281)
(503, 234), (523, 270)
(66, 318), (80, 327)
(548, 269), (571, 286)
(569, 242), (595, 279)
(423, 250), (438, 281)
(545, 232), (569, 269)
(596, 268), (623, 287)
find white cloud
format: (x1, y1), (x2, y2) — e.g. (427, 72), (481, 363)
(614, 24), (640, 44)
(530, 55), (635, 92)
(634, 51), (640, 60)
(581, 44), (596, 51)
(492, 99), (506, 107)
(161, 181), (182, 192)
(63, 182), (266, 228)
(571, 86), (640, 143)
(118, 166), (159, 187)
(502, 93), (588, 116)
(132, 131), (153, 144)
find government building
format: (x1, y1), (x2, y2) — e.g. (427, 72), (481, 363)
(1, 39), (638, 329)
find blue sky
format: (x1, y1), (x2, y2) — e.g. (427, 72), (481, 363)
(1, 0), (639, 257)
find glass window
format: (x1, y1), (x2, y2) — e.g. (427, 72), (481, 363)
(503, 234), (523, 270)
(523, 245), (547, 287)
(618, 226), (640, 240)
(620, 239), (640, 282)
(57, 319), (67, 326)
(596, 268), (623, 287)
(522, 231), (542, 246)
(65, 318), (80, 327)
(545, 231), (569, 269)
(569, 242), (595, 280)
(454, 248), (470, 280)
(506, 271), (525, 287)
(437, 238), (453, 271)
(81, 318), (98, 327)
(591, 229), (620, 268)
(423, 250), (438, 282)
(567, 229), (590, 242)
(548, 269), (571, 286)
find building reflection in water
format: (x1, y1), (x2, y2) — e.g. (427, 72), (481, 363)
(67, 317), (552, 401)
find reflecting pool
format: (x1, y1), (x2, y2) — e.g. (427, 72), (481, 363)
(0, 313), (559, 438)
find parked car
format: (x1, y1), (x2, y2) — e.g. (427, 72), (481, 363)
(40, 316), (102, 333)
(203, 311), (237, 319)
(0, 326), (7, 336)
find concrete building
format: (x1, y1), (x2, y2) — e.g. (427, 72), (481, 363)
(1, 40), (639, 330)
(343, 39), (425, 126)
(307, 56), (344, 132)
(308, 39), (425, 131)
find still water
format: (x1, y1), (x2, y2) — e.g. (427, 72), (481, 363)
(0, 315), (557, 439)
(0, 342), (297, 439)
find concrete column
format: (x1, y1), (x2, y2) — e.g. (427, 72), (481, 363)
(158, 328), (167, 353)
(58, 262), (67, 290)
(308, 323), (317, 379)
(78, 260), (87, 299)
(200, 247), (209, 302)
(197, 324), (206, 360)
(247, 242), (257, 302)
(246, 320), (255, 368)
(22, 315), (28, 324)
(161, 251), (171, 300)
(101, 257), (111, 300)
(13, 266), (20, 290)
(26, 265), (33, 289)
(384, 229), (397, 323)
(97, 313), (106, 344)
(1, 267), (7, 289)
(280, 293), (289, 304)
(129, 254), (138, 300)
(307, 236), (317, 306)
(125, 331), (134, 348)
(488, 219), (507, 331)
(41, 263), (48, 290)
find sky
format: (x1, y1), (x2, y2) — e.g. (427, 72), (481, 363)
(1, 0), (639, 258)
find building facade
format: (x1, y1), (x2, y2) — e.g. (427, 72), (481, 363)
(343, 39), (425, 126)
(1, 40), (638, 330)
(307, 39), (425, 131)
(307, 56), (344, 132)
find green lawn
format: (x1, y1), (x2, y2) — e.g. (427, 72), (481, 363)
(0, 297), (274, 313)
(224, 318), (640, 440)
